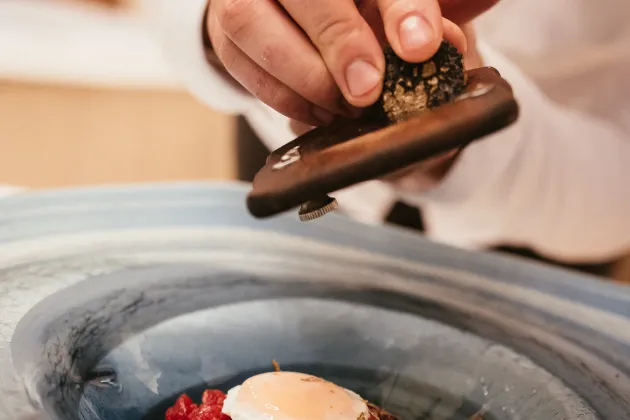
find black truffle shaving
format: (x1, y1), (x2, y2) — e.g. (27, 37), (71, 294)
(371, 39), (466, 123)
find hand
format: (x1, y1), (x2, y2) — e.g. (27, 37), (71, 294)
(206, 0), (469, 126)
(287, 21), (488, 194)
(289, 23), (483, 133)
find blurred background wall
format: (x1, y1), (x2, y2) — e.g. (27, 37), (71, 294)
(0, 0), (237, 189)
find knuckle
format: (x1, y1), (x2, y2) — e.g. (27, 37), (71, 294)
(215, 0), (254, 36)
(300, 66), (336, 101)
(300, 67), (322, 93)
(247, 68), (276, 101)
(221, 48), (239, 72)
(260, 44), (288, 74)
(212, 36), (236, 68)
(253, 78), (308, 119)
(314, 14), (361, 47)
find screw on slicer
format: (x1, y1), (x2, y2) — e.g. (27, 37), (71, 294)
(454, 83), (495, 102)
(298, 195), (339, 222)
(269, 146), (337, 221)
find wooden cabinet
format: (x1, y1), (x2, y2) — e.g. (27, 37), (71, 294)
(0, 80), (237, 189)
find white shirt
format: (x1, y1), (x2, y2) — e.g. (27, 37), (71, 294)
(137, 0), (630, 263)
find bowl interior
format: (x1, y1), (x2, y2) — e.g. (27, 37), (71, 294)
(6, 183), (630, 420)
(16, 263), (598, 420)
(93, 298), (592, 420)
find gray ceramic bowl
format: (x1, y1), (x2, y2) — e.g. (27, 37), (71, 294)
(2, 182), (630, 420)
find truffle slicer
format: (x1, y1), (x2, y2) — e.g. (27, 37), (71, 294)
(246, 66), (519, 221)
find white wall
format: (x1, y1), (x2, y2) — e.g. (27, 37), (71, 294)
(0, 0), (181, 89)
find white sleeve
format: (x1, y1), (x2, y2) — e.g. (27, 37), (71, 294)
(136, 0), (255, 114)
(392, 41), (630, 264)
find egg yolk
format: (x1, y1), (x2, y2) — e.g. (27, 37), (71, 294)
(222, 371), (369, 420)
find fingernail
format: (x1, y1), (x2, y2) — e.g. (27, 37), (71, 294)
(345, 60), (381, 98)
(311, 105), (335, 125)
(399, 15), (434, 53)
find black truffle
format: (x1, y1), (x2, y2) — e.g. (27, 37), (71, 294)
(375, 40), (466, 123)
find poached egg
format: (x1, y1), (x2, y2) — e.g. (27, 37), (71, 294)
(222, 371), (370, 420)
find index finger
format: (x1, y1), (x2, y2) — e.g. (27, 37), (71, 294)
(277, 0), (386, 107)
